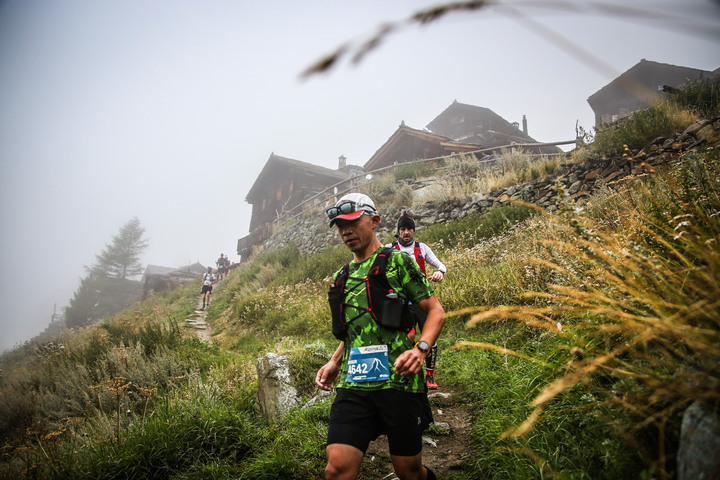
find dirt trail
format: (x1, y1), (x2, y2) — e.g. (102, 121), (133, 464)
(184, 283), (474, 478)
(364, 389), (474, 479)
(183, 296), (213, 343)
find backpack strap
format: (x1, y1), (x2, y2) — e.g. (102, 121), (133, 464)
(329, 262), (350, 340)
(413, 242), (426, 274)
(369, 246), (394, 276)
(329, 247), (411, 340)
(333, 262), (350, 287)
(336, 248), (394, 326)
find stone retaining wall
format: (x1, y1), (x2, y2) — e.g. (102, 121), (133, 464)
(261, 118), (719, 256)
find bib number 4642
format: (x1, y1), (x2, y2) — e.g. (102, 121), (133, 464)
(346, 345), (390, 383)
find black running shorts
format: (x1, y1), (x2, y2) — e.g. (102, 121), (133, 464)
(327, 387), (433, 457)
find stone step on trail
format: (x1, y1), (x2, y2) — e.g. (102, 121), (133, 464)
(181, 295), (214, 343)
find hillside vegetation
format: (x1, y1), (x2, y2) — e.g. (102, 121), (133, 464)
(1, 80), (719, 479)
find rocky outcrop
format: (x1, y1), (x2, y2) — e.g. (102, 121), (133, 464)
(256, 353), (300, 421)
(256, 352), (334, 421)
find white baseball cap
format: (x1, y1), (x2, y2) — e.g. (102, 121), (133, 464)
(326, 193), (378, 227)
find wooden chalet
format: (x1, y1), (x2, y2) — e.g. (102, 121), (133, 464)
(238, 102), (563, 259)
(363, 123), (480, 171)
(238, 153), (361, 259)
(425, 101), (561, 155)
(587, 59), (716, 126)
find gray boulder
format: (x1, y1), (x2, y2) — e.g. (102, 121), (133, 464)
(677, 400), (720, 480)
(256, 353), (300, 421)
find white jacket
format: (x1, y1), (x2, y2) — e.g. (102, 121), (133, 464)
(385, 240), (447, 274)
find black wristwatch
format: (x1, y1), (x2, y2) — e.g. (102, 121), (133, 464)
(416, 341), (430, 355)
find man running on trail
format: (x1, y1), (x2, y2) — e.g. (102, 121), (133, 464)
(316, 193), (445, 480)
(387, 211), (447, 390)
(216, 253), (229, 280)
(201, 266), (217, 310)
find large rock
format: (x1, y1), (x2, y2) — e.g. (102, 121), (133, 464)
(694, 120), (720, 147)
(677, 400), (720, 480)
(256, 353), (300, 421)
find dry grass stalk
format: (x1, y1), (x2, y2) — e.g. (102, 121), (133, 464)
(448, 340), (548, 366)
(454, 155), (720, 443)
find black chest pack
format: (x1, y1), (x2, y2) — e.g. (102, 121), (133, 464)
(328, 247), (414, 340)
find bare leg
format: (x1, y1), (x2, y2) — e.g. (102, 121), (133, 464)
(391, 453), (431, 480)
(325, 443), (364, 480)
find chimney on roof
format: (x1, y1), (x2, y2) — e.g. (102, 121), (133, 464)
(338, 155), (347, 169)
(522, 115), (528, 135)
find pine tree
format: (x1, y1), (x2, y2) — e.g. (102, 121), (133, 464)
(65, 273), (101, 328)
(65, 218), (148, 327)
(92, 217), (149, 280)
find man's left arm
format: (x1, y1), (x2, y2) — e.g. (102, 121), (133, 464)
(422, 244), (446, 282)
(393, 294), (445, 376)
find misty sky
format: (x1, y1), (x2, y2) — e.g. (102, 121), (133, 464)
(1, 0), (718, 352)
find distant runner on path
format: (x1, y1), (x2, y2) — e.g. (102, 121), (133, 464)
(216, 253), (230, 280)
(201, 266), (217, 310)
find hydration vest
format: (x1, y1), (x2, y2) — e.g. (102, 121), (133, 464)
(328, 247), (413, 340)
(391, 240), (426, 274)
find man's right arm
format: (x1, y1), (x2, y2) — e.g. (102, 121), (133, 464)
(315, 342), (344, 391)
(415, 295), (445, 346)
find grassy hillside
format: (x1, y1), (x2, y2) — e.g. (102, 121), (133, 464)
(1, 89), (719, 479)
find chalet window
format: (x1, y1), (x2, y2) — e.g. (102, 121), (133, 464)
(276, 187), (282, 201)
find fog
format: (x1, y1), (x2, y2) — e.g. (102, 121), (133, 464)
(1, 0), (718, 352)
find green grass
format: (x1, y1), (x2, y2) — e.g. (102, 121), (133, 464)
(590, 101), (697, 155)
(418, 202), (538, 252)
(667, 75), (720, 119)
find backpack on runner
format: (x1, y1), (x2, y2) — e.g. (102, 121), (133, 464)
(328, 247), (414, 340)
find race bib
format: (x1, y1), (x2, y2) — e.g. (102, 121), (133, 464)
(346, 345), (390, 383)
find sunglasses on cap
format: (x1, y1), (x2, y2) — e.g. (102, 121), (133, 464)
(325, 200), (376, 221)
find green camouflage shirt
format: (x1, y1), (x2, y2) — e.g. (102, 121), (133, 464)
(334, 247), (434, 393)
